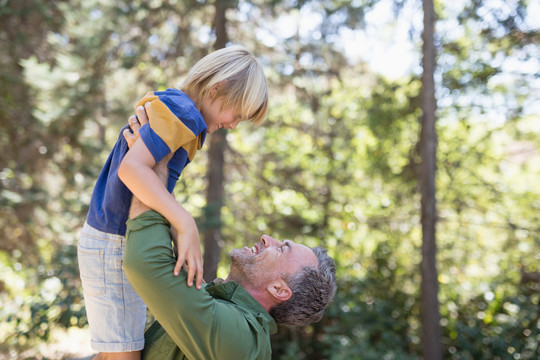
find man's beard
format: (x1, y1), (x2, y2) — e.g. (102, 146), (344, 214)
(229, 249), (270, 288)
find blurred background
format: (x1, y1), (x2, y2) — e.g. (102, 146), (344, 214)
(0, 0), (539, 359)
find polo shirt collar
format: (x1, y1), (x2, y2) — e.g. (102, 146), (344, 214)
(206, 279), (278, 335)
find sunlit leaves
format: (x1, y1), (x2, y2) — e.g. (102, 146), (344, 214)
(0, 0), (539, 358)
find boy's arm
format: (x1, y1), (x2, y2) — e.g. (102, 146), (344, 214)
(119, 106), (203, 289)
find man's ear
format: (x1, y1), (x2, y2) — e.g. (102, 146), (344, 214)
(266, 279), (292, 302)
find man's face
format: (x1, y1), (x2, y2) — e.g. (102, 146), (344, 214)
(229, 235), (318, 289)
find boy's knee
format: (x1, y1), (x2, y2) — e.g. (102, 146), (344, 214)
(94, 352), (141, 360)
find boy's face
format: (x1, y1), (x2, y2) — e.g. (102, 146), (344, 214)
(200, 95), (242, 133)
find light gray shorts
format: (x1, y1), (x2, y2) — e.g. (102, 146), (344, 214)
(78, 222), (146, 352)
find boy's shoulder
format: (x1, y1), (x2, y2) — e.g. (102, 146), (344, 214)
(139, 89), (207, 139)
(153, 88), (191, 106)
(154, 89), (195, 111)
(157, 89), (205, 129)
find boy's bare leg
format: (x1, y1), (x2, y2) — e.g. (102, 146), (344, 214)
(93, 352), (140, 360)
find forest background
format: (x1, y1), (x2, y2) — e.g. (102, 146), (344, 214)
(0, 0), (539, 359)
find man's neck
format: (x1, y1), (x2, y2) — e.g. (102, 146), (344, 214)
(224, 277), (278, 312)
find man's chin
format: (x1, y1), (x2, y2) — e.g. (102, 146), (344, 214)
(231, 247), (254, 260)
(230, 248), (243, 259)
(230, 252), (258, 276)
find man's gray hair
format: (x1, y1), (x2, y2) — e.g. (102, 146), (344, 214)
(269, 247), (337, 326)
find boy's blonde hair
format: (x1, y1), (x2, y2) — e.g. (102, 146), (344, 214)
(181, 45), (268, 125)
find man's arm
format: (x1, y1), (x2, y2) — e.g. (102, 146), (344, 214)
(123, 213), (261, 360)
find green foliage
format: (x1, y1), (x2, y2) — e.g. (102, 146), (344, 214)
(0, 244), (85, 354)
(272, 275), (419, 360)
(441, 281), (540, 359)
(0, 0), (539, 359)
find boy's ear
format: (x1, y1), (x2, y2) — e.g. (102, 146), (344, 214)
(266, 278), (292, 302)
(210, 81), (225, 98)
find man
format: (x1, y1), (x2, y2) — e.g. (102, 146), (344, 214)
(122, 110), (337, 360)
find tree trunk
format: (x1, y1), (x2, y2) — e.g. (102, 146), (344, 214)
(420, 0), (442, 359)
(202, 1), (229, 281)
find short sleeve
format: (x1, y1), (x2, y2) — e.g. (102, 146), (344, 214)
(135, 90), (203, 163)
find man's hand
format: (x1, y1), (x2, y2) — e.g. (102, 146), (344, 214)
(124, 104), (150, 148)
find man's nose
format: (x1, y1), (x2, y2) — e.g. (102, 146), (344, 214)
(261, 235), (280, 247)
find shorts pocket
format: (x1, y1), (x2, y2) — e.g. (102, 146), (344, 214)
(78, 246), (105, 297)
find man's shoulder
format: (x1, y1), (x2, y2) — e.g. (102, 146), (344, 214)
(210, 294), (274, 356)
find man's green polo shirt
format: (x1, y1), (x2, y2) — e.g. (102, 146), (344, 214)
(124, 210), (277, 360)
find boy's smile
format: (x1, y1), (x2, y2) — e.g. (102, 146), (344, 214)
(200, 95), (242, 133)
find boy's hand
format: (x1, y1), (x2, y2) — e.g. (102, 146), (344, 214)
(123, 104), (150, 148)
(174, 226), (204, 289)
(171, 226), (179, 258)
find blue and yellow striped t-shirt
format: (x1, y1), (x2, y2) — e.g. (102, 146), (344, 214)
(86, 89), (207, 235)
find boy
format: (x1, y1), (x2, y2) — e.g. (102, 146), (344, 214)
(78, 45), (268, 360)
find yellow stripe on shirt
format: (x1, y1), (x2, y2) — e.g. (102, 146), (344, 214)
(142, 100), (196, 152)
